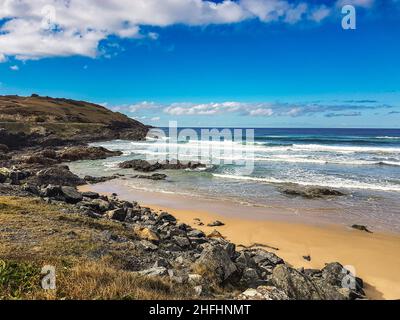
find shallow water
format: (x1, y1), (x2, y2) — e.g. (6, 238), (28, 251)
(68, 128), (400, 233)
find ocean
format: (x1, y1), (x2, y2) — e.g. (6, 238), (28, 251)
(69, 128), (400, 232)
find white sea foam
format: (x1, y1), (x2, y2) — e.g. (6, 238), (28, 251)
(212, 173), (400, 192)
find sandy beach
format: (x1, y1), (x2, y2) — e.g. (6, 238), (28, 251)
(80, 181), (400, 300)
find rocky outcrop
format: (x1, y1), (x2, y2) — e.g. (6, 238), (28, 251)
(31, 166), (86, 187)
(271, 263), (364, 300)
(57, 146), (122, 162)
(279, 186), (345, 198)
(0, 95), (149, 150)
(119, 159), (206, 172)
(133, 173), (167, 181)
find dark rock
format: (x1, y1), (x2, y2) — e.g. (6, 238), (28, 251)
(252, 249), (284, 267)
(351, 224), (372, 233)
(303, 255), (311, 262)
(0, 171), (7, 183)
(81, 191), (100, 199)
(280, 186), (345, 199)
(0, 144), (9, 153)
(60, 186), (83, 204)
(187, 229), (206, 238)
(106, 208), (127, 221)
(41, 185), (62, 198)
(157, 212), (177, 223)
(119, 159), (162, 172)
(271, 263), (364, 300)
(84, 175), (118, 184)
(239, 268), (263, 288)
(134, 173), (167, 180)
(85, 198), (112, 212)
(119, 159), (206, 172)
(9, 170), (30, 185)
(173, 236), (191, 249)
(34, 166), (85, 186)
(57, 146), (122, 162)
(196, 245), (238, 283)
(207, 220), (225, 227)
(21, 183), (40, 195)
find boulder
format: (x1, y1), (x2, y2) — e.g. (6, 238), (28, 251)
(84, 175), (118, 184)
(139, 267), (168, 277)
(134, 173), (167, 181)
(34, 166), (85, 186)
(252, 249), (284, 267)
(239, 268), (263, 288)
(119, 159), (206, 172)
(156, 212), (177, 223)
(236, 286), (289, 300)
(106, 208), (127, 221)
(89, 198), (112, 212)
(41, 184), (62, 197)
(187, 229), (206, 238)
(81, 191), (100, 199)
(59, 186), (83, 204)
(280, 186), (345, 199)
(119, 159), (162, 172)
(271, 263), (364, 300)
(207, 220), (225, 227)
(196, 245), (238, 283)
(173, 236), (191, 249)
(22, 155), (59, 165)
(134, 226), (160, 242)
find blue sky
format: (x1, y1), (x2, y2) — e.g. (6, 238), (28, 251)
(0, 0), (399, 128)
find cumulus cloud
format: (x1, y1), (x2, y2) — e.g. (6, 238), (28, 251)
(119, 99), (395, 118)
(9, 65), (19, 71)
(325, 111), (362, 118)
(0, 0), (336, 62)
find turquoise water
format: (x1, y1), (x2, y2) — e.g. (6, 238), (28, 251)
(69, 128), (400, 232)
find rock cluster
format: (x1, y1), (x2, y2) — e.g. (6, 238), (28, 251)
(279, 186), (345, 199)
(7, 171), (365, 300)
(119, 159), (206, 172)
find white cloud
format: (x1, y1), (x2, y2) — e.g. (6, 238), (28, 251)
(119, 100), (393, 118)
(0, 0), (334, 62)
(164, 102), (243, 115)
(10, 65), (19, 71)
(150, 116), (161, 121)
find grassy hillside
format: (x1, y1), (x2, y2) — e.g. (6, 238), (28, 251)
(0, 95), (141, 126)
(0, 95), (149, 148)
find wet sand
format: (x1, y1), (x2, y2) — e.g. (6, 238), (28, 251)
(79, 181), (400, 300)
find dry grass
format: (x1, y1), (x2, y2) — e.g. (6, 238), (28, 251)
(0, 196), (195, 300)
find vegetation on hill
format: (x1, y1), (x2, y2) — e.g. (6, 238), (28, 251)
(0, 94), (149, 149)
